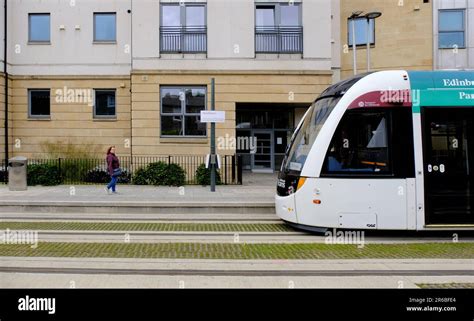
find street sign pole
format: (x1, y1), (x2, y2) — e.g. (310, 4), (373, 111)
(210, 78), (216, 192)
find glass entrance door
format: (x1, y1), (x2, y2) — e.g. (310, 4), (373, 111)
(252, 130), (274, 171)
(423, 108), (474, 224)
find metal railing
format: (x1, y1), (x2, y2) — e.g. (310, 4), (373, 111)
(0, 155), (242, 185)
(255, 26), (303, 53)
(160, 26), (207, 53)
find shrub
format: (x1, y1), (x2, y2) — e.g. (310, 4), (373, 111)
(60, 159), (98, 183)
(0, 166), (7, 183)
(165, 163), (186, 186)
(40, 140), (103, 182)
(145, 162), (169, 185)
(40, 140), (102, 159)
(84, 169), (109, 184)
(27, 163), (61, 186)
(195, 164), (221, 186)
(117, 170), (131, 184)
(132, 161), (186, 186)
(132, 168), (148, 185)
(84, 169), (131, 184)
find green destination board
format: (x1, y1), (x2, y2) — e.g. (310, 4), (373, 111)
(408, 71), (474, 113)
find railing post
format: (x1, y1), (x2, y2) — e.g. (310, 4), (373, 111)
(231, 154), (236, 183)
(224, 155), (228, 185)
(58, 158), (62, 184)
(237, 154), (243, 185)
(180, 26), (184, 52)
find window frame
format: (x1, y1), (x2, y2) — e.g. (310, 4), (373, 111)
(28, 13), (51, 43)
(347, 17), (376, 47)
(160, 3), (207, 27)
(28, 89), (51, 119)
(254, 2), (303, 54)
(93, 89), (117, 119)
(159, 3), (207, 53)
(93, 12), (117, 43)
(321, 109), (394, 178)
(160, 86), (207, 138)
(438, 9), (466, 49)
(255, 2), (302, 27)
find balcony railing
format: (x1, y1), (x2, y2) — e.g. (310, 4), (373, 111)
(255, 26), (303, 54)
(160, 26), (207, 53)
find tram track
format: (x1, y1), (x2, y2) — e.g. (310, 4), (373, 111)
(3, 229), (473, 244)
(1, 266), (473, 277)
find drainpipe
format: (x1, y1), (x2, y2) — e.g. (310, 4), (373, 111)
(3, 0), (8, 166)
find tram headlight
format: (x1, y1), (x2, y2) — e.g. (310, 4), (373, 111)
(296, 177), (307, 191)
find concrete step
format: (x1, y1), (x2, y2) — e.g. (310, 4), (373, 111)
(0, 212), (278, 222)
(0, 200), (276, 215)
(23, 230), (312, 243)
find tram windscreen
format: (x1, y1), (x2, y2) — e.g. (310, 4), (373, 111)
(282, 96), (341, 173)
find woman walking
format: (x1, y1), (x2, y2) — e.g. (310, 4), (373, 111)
(105, 146), (121, 194)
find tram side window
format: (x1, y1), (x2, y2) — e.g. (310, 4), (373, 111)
(322, 111), (391, 175)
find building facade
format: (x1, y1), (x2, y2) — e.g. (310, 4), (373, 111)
(340, 0), (434, 79)
(340, 0), (474, 77)
(433, 0), (474, 70)
(1, 0), (339, 172)
(3, 0), (470, 172)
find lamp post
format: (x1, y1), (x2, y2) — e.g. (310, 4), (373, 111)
(349, 11), (363, 75)
(364, 12), (382, 72)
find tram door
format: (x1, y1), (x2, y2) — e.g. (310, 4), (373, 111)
(423, 108), (474, 224)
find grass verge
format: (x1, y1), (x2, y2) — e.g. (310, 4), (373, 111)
(417, 283), (474, 289)
(0, 222), (292, 232)
(0, 242), (473, 260)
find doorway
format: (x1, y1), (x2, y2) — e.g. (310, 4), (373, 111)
(251, 130), (274, 172)
(422, 107), (474, 225)
(236, 103), (308, 172)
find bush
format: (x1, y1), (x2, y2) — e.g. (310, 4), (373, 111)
(27, 163), (61, 186)
(84, 169), (109, 184)
(40, 140), (103, 182)
(132, 161), (186, 186)
(117, 170), (131, 184)
(132, 168), (148, 185)
(84, 169), (131, 184)
(0, 167), (7, 183)
(60, 159), (98, 183)
(195, 164), (221, 186)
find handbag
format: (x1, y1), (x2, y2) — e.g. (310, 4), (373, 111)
(112, 168), (122, 177)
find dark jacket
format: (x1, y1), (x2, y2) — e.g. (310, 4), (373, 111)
(106, 153), (120, 176)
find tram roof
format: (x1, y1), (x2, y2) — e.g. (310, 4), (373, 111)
(319, 72), (372, 98)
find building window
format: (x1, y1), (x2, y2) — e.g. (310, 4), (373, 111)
(322, 110), (391, 176)
(255, 3), (302, 53)
(94, 13), (116, 42)
(439, 9), (465, 49)
(160, 4), (207, 53)
(160, 87), (207, 137)
(29, 13), (50, 43)
(94, 90), (116, 118)
(28, 89), (50, 118)
(347, 17), (375, 46)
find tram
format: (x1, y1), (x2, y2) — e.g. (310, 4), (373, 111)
(276, 70), (474, 231)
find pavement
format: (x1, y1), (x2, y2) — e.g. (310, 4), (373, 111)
(0, 172), (277, 214)
(0, 184), (275, 204)
(0, 257), (473, 288)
